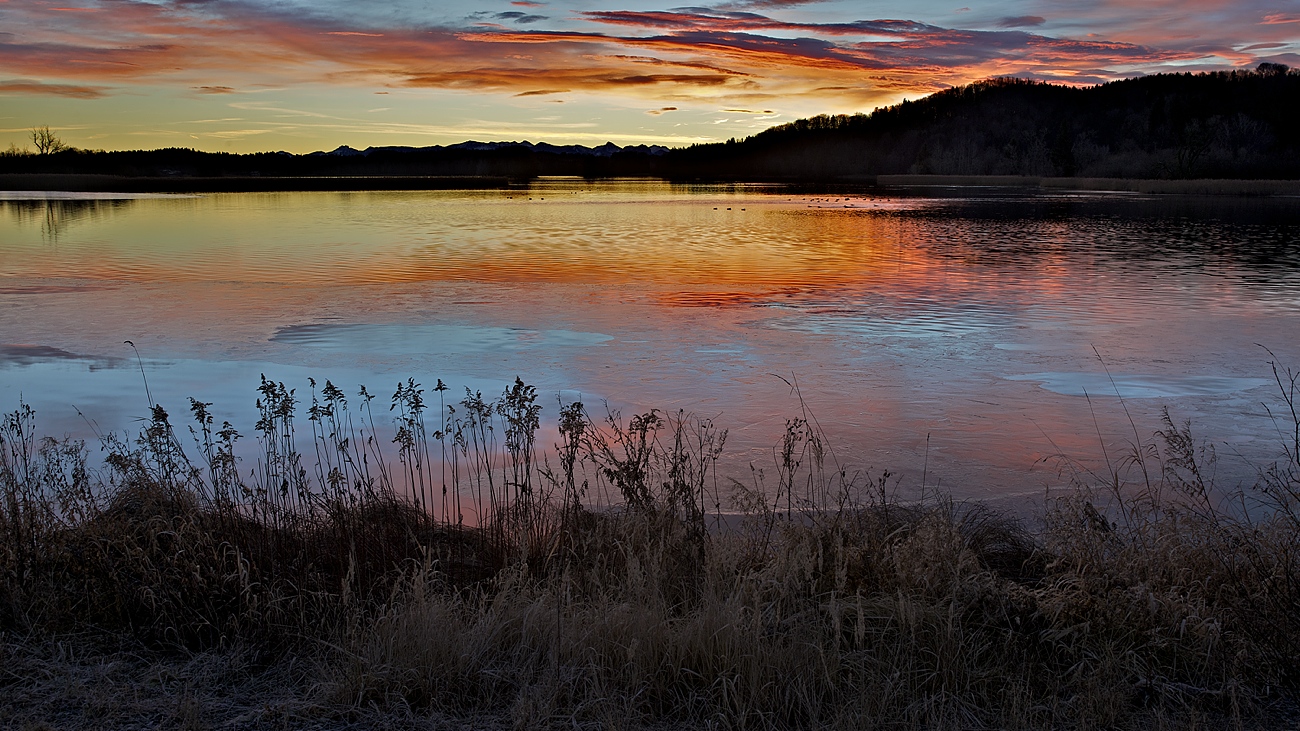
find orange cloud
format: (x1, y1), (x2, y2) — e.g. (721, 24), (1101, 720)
(0, 0), (1278, 115)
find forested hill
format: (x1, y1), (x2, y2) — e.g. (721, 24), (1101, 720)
(4, 65), (1299, 183)
(669, 65), (1300, 180)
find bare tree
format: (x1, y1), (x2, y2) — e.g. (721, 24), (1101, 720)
(30, 126), (69, 155)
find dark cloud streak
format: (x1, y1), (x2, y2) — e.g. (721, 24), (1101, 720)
(997, 16), (1046, 28)
(0, 78), (107, 97)
(495, 11), (548, 24)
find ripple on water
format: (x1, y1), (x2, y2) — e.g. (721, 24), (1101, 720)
(763, 309), (1008, 339)
(1005, 372), (1271, 398)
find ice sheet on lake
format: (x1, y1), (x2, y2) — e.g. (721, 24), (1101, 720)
(272, 323), (613, 355)
(1006, 372), (1271, 398)
(0, 344), (125, 370)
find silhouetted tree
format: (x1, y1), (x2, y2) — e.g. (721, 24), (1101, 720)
(30, 126), (69, 155)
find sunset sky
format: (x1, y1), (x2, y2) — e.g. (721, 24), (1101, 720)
(2, 0), (1297, 153)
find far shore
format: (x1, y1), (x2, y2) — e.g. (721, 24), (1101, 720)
(3, 172), (1300, 196)
(0, 173), (511, 193)
(875, 174), (1300, 196)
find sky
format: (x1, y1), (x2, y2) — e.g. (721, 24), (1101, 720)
(1, 0), (1298, 153)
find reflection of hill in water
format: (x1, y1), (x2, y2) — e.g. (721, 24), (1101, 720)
(2, 199), (135, 241)
(876, 195), (1300, 282)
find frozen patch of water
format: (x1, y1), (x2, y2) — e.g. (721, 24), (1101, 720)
(0, 343), (125, 370)
(271, 323), (613, 355)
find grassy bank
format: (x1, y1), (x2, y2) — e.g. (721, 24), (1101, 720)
(4, 372), (1300, 729)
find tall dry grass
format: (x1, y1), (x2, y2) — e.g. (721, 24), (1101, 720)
(3, 366), (1300, 728)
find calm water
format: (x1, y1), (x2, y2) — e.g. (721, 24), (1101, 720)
(3, 182), (1299, 505)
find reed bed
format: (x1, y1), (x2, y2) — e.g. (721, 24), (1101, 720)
(3, 367), (1300, 729)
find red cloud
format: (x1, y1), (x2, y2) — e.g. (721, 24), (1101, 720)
(0, 0), (1276, 112)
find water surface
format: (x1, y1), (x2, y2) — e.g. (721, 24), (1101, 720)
(3, 182), (1298, 504)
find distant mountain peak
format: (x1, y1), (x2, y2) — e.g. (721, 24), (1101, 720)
(308, 145), (367, 157)
(304, 140), (670, 159)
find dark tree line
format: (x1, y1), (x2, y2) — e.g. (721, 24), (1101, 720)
(4, 65), (1298, 183)
(667, 64), (1300, 180)
(0, 144), (665, 180)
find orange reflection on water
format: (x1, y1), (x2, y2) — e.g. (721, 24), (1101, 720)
(4, 185), (1296, 504)
(0, 190), (965, 292)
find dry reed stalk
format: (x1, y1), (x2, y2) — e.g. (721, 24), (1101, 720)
(2, 371), (1299, 728)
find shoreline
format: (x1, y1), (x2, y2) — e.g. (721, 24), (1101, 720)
(3, 172), (1300, 196)
(0, 173), (511, 193)
(875, 174), (1300, 196)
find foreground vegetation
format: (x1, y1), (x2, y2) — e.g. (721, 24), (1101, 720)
(3, 367), (1300, 729)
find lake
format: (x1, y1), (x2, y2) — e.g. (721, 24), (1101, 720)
(2, 181), (1298, 507)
